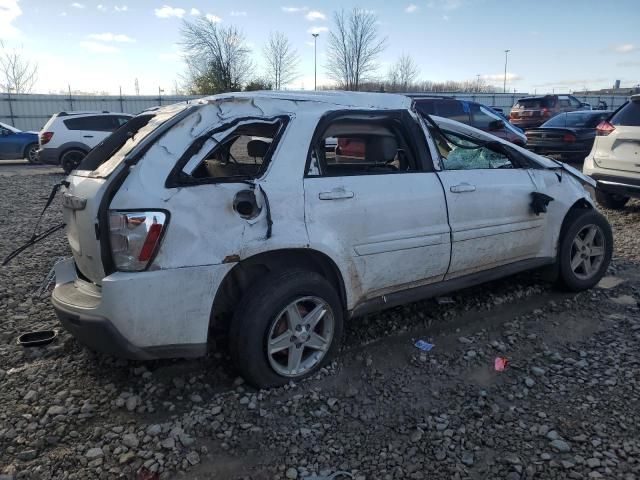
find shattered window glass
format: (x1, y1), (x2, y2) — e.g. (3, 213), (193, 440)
(433, 129), (513, 171)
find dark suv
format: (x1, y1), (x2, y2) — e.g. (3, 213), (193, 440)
(509, 95), (590, 129)
(410, 96), (527, 146)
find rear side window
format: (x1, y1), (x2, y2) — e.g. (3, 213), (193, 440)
(414, 99), (437, 116)
(470, 104), (503, 130)
(564, 112), (610, 128)
(610, 101), (640, 127)
(64, 115), (119, 132)
(308, 117), (418, 177)
(188, 119), (285, 181)
(542, 114), (566, 127)
(516, 97), (555, 109)
(436, 100), (470, 124)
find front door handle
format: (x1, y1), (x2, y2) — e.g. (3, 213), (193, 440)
(450, 183), (476, 193)
(319, 188), (354, 200)
(83, 135), (94, 138)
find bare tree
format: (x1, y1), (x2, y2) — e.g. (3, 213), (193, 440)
(263, 32), (299, 90)
(180, 17), (253, 94)
(325, 8), (386, 91)
(387, 53), (419, 91)
(0, 40), (38, 93)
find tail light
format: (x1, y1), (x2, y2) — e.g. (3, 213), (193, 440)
(596, 120), (615, 136)
(562, 133), (576, 143)
(541, 108), (551, 116)
(109, 210), (168, 271)
(40, 131), (53, 145)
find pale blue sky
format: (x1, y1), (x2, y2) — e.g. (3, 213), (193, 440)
(1, 0), (638, 94)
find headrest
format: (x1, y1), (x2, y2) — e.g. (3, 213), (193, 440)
(247, 139), (270, 158)
(367, 136), (398, 164)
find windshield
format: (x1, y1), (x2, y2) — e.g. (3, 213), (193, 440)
(565, 112), (611, 128)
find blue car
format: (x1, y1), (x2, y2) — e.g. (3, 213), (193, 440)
(0, 122), (40, 163)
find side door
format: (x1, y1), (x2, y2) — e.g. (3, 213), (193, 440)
(303, 111), (451, 301)
(429, 125), (547, 279)
(0, 126), (16, 159)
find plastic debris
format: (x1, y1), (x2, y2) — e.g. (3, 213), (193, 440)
(494, 357), (509, 372)
(415, 340), (434, 352)
(33, 256), (66, 298)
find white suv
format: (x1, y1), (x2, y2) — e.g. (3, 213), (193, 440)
(38, 111), (133, 173)
(52, 92), (612, 388)
(584, 95), (640, 209)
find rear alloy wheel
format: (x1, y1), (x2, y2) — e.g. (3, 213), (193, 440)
(60, 149), (86, 174)
(24, 143), (39, 164)
(229, 269), (343, 388)
(557, 210), (612, 291)
(595, 190), (629, 210)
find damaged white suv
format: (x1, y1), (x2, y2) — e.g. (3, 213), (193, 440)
(53, 92), (612, 388)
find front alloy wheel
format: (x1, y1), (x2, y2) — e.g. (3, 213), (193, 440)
(570, 224), (606, 281)
(267, 296), (335, 377)
(557, 209), (612, 291)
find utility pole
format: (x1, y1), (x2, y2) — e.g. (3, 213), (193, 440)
(503, 49), (510, 93)
(312, 33), (319, 91)
(134, 78), (139, 96)
(476, 74), (481, 93)
(158, 86), (164, 105)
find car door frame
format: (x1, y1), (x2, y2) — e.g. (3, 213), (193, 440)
(424, 122), (552, 278)
(303, 108), (453, 310)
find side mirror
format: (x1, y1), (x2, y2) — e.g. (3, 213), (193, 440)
(488, 119), (505, 131)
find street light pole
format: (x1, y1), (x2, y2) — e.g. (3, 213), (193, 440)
(312, 33), (319, 91)
(503, 49), (510, 93)
(476, 74), (481, 93)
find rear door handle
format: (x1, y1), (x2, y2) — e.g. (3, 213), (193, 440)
(450, 183), (476, 193)
(319, 189), (354, 200)
(83, 135), (94, 138)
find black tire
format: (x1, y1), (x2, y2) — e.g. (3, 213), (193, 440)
(595, 190), (629, 210)
(60, 149), (86, 174)
(24, 143), (39, 164)
(557, 209), (613, 291)
(229, 269), (344, 388)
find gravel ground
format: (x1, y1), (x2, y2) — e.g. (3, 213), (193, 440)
(1, 168), (640, 480)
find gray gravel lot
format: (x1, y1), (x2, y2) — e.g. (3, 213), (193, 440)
(1, 167), (640, 480)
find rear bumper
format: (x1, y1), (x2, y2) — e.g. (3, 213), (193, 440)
(52, 258), (232, 360)
(591, 173), (640, 198)
(37, 147), (60, 165)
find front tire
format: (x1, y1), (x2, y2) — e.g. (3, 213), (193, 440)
(595, 190), (629, 210)
(557, 209), (612, 291)
(60, 149), (86, 174)
(229, 269), (344, 388)
(24, 143), (39, 164)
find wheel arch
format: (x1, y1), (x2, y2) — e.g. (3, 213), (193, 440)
(209, 248), (348, 335)
(57, 143), (90, 164)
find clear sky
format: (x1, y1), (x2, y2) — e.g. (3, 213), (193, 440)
(1, 0), (639, 95)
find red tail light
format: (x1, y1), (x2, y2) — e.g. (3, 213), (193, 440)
(562, 133), (576, 143)
(541, 108), (551, 116)
(596, 120), (615, 136)
(40, 131), (53, 145)
(109, 211), (167, 271)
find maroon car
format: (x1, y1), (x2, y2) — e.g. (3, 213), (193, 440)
(509, 94), (591, 129)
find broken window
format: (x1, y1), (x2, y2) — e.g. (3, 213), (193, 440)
(430, 128), (514, 171)
(188, 119), (284, 181)
(309, 118), (418, 176)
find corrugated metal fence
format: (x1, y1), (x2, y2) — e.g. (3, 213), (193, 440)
(0, 92), (632, 132)
(0, 93), (201, 131)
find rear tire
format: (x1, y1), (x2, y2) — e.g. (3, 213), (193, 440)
(24, 143), (39, 164)
(229, 269), (343, 389)
(595, 190), (629, 210)
(60, 149), (86, 174)
(557, 209), (612, 291)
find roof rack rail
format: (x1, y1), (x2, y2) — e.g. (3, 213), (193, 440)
(57, 110), (110, 117)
